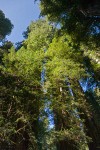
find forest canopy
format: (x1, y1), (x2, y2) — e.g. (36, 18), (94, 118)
(0, 2), (100, 150)
(36, 0), (100, 46)
(0, 10), (13, 41)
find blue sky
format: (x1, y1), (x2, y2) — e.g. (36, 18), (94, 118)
(0, 0), (40, 43)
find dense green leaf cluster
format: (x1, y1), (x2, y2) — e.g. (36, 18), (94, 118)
(36, 0), (100, 46)
(0, 10), (13, 41)
(0, 11), (100, 150)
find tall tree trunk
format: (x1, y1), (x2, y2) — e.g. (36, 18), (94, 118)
(54, 110), (78, 150)
(52, 82), (79, 150)
(15, 120), (29, 150)
(71, 79), (100, 150)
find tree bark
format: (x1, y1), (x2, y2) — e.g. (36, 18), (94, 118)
(52, 82), (78, 150)
(71, 79), (100, 150)
(14, 120), (29, 150)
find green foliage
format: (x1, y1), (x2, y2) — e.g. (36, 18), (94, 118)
(0, 19), (56, 150)
(0, 71), (42, 149)
(36, 0), (100, 45)
(0, 17), (99, 150)
(45, 35), (86, 82)
(24, 19), (55, 50)
(42, 34), (94, 149)
(0, 10), (13, 41)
